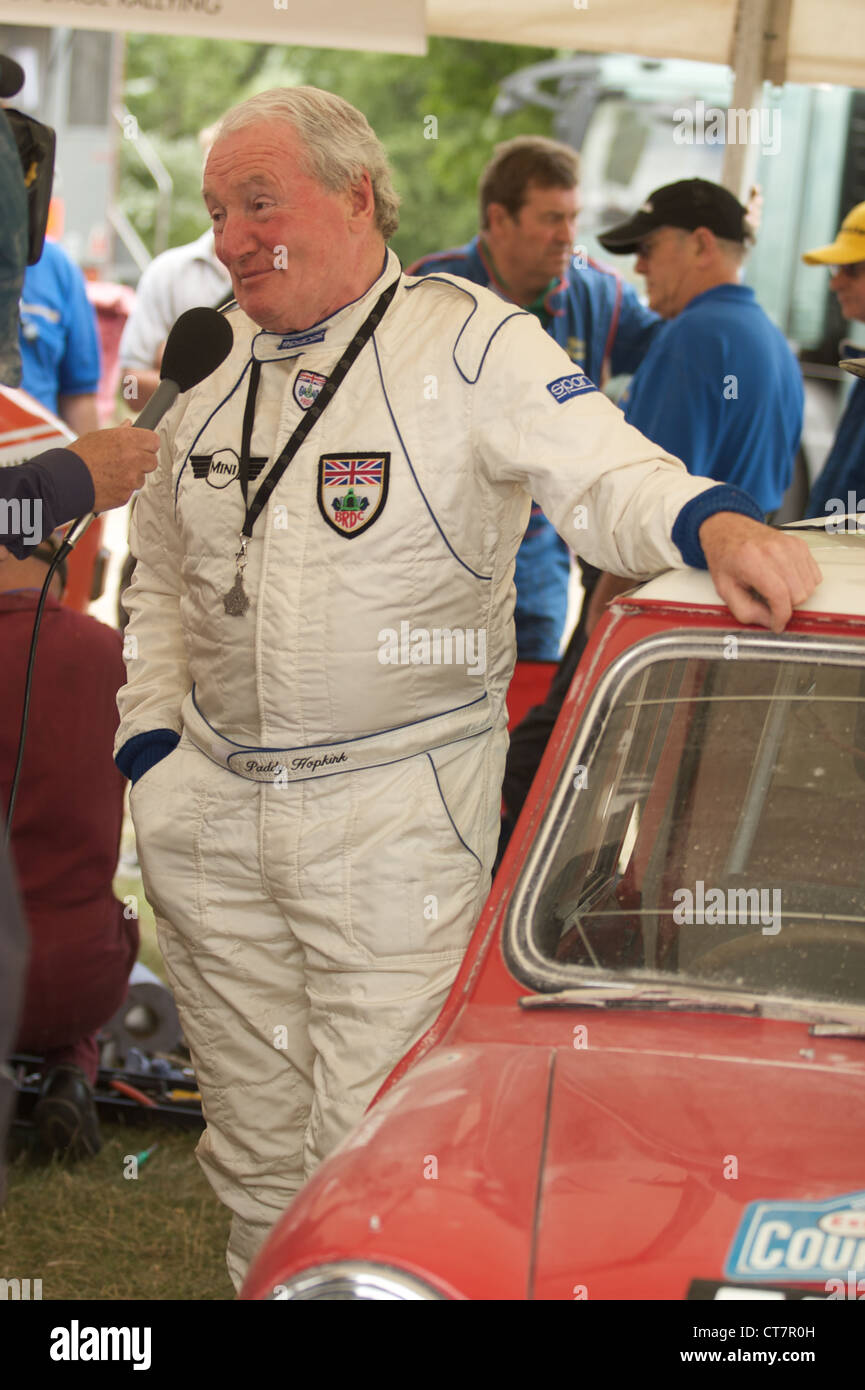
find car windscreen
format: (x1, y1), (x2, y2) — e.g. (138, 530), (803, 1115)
(521, 647), (865, 1006)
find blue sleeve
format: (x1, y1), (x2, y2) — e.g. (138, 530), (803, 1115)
(115, 729), (180, 784)
(672, 485), (764, 569)
(57, 259), (102, 397)
(0, 448), (95, 558)
(608, 280), (663, 377)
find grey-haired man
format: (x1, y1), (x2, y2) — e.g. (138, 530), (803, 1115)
(115, 87), (820, 1288)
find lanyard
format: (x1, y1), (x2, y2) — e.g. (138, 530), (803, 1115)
(223, 278), (398, 616)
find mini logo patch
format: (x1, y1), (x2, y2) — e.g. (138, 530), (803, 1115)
(190, 447), (267, 488)
(317, 453), (390, 538)
(546, 372), (596, 404)
(294, 370), (327, 411)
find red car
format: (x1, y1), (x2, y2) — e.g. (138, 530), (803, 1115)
(0, 384), (107, 611)
(242, 523), (865, 1301)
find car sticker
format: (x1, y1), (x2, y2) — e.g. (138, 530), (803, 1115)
(725, 1190), (865, 1285)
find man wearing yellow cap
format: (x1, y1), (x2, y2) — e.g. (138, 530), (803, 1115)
(802, 202), (865, 520)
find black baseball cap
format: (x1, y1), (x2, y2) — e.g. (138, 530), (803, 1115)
(598, 179), (749, 254)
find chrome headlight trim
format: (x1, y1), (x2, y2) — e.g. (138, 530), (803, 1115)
(267, 1261), (447, 1300)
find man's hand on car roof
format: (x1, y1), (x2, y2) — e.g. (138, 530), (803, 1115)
(698, 512), (822, 633)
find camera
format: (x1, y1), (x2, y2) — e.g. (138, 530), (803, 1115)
(1, 55), (55, 266)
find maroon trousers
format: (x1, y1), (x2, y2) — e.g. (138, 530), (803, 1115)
(1, 592), (138, 1082)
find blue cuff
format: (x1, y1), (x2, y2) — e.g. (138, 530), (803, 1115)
(115, 729), (180, 785)
(672, 485), (764, 570)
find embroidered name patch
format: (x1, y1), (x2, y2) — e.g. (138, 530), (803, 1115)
(317, 453), (390, 538)
(546, 372), (596, 403)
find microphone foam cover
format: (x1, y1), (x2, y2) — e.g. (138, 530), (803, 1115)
(0, 55), (25, 99)
(161, 306), (234, 394)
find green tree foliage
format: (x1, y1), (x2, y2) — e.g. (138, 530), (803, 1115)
(120, 35), (556, 269)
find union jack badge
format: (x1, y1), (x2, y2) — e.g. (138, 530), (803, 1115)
(317, 452), (390, 538)
(294, 369), (328, 411)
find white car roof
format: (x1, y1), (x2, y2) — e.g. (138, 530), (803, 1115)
(632, 521), (865, 620)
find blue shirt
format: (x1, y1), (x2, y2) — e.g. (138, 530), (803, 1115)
(19, 240), (102, 416)
(409, 235), (661, 659)
(805, 352), (865, 521)
(620, 284), (803, 515)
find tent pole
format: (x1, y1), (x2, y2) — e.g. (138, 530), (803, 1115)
(722, 0), (792, 201)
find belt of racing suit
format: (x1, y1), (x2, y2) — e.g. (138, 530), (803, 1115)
(181, 687), (494, 784)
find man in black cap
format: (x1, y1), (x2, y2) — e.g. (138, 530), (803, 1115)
(502, 178), (803, 834)
(598, 177), (802, 516)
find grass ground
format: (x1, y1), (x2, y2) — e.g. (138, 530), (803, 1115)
(1, 808), (235, 1301)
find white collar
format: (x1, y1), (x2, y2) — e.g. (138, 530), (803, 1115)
(250, 247), (399, 362)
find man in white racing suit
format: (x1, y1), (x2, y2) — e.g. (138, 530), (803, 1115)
(114, 87), (821, 1289)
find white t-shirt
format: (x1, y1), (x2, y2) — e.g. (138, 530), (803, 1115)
(119, 229), (232, 370)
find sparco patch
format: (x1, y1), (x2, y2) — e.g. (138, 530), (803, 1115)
(317, 453), (390, 538)
(277, 328), (326, 349)
(546, 371), (596, 403)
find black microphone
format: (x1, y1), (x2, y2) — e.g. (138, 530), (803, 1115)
(63, 307), (234, 552)
(134, 305), (234, 429)
(0, 54), (25, 99)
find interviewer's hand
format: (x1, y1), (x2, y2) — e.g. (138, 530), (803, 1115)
(699, 513), (822, 633)
(67, 420), (160, 512)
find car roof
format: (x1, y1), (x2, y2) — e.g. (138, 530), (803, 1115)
(631, 521), (865, 619)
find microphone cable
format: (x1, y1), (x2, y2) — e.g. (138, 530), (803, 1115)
(4, 540), (69, 846)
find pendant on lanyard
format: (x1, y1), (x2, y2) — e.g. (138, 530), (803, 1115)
(221, 279), (398, 617)
(223, 535), (251, 616)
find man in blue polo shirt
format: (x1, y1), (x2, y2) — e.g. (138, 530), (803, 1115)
(800, 201), (865, 522)
(409, 135), (662, 665)
(500, 178), (803, 837)
(19, 238), (102, 434)
(601, 178), (802, 513)
(581, 178), (803, 627)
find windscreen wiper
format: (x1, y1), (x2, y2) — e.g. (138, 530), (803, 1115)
(519, 982), (760, 1014)
(521, 984), (865, 1028)
(809, 1021), (865, 1039)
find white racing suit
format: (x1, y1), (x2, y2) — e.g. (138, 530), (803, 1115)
(116, 248), (729, 1287)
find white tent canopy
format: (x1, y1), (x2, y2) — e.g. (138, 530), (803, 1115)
(0, 0), (859, 88)
(428, 0), (863, 90)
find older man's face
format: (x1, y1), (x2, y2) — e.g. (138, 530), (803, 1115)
(633, 227), (694, 319)
(203, 121), (362, 333)
(829, 262), (865, 325)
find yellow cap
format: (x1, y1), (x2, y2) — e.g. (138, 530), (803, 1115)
(802, 201), (865, 265)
